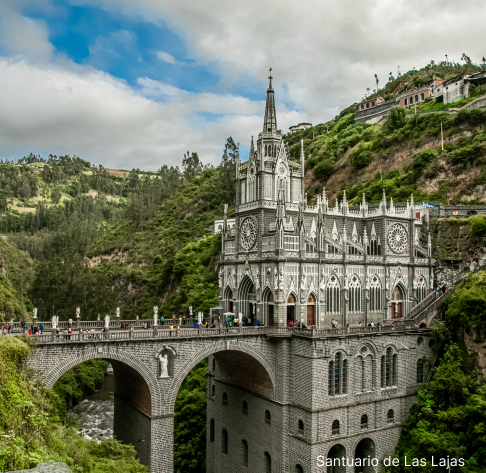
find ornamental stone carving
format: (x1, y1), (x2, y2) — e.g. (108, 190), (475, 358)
(240, 216), (257, 250)
(387, 223), (408, 254)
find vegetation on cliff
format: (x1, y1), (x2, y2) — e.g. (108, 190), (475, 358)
(0, 336), (147, 472)
(392, 271), (486, 472)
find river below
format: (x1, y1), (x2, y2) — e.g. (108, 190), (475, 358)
(70, 365), (115, 442)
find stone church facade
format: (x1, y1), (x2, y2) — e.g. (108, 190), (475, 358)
(218, 73), (434, 328)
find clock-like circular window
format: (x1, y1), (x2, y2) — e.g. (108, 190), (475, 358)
(387, 223), (408, 253)
(240, 217), (257, 250)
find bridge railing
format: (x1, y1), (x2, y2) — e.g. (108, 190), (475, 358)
(22, 323), (430, 345)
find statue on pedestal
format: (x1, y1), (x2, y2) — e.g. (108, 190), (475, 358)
(33, 308), (37, 320)
(153, 306), (158, 326)
(75, 307), (80, 318)
(116, 307), (120, 318)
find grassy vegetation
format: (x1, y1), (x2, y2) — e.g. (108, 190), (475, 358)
(391, 271), (486, 472)
(0, 336), (147, 473)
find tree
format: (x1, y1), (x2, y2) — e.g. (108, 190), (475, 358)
(51, 186), (62, 204)
(461, 53), (472, 65)
(387, 106), (407, 131)
(219, 137), (237, 205)
(182, 151), (203, 179)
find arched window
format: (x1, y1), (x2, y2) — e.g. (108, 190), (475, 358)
(349, 276), (361, 312)
(361, 356), (365, 391)
(222, 429), (228, 454)
(212, 384), (215, 397)
(387, 409), (394, 423)
(298, 419), (304, 433)
(264, 452), (272, 473)
(382, 347), (397, 387)
(264, 144), (268, 156)
(367, 237), (380, 255)
(242, 400), (248, 415)
(326, 276), (340, 313)
(329, 353), (347, 396)
(361, 414), (368, 429)
(295, 465), (304, 473)
(421, 93), (425, 101)
(223, 392), (228, 405)
(415, 95), (419, 103)
(369, 276), (382, 311)
(416, 277), (427, 303)
(242, 439), (248, 467)
(404, 98), (408, 106)
(392, 354), (398, 385)
(265, 410), (271, 425)
(417, 358), (424, 383)
(332, 420), (340, 435)
(210, 419), (215, 442)
(410, 96), (414, 104)
(287, 294), (295, 303)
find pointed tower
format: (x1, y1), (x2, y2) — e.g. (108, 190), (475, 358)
(263, 68), (277, 134)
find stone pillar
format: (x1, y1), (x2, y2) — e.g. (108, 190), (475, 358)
(150, 415), (175, 473)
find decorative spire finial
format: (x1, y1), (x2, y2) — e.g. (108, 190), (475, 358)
(268, 67), (273, 89)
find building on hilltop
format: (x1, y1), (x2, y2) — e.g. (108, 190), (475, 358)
(217, 73), (435, 328)
(289, 122), (313, 133)
(397, 77), (444, 108)
(355, 97), (396, 124)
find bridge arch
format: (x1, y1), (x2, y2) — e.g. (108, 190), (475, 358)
(42, 347), (157, 415)
(167, 340), (275, 408)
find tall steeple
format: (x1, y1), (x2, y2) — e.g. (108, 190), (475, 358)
(263, 68), (277, 133)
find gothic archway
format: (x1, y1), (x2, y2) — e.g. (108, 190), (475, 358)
(287, 293), (297, 324)
(262, 286), (275, 327)
(239, 275), (256, 324)
(306, 293), (315, 327)
(327, 444), (346, 473)
(223, 285), (233, 314)
(391, 282), (406, 319)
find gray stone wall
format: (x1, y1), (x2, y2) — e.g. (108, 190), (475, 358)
(114, 394), (151, 467)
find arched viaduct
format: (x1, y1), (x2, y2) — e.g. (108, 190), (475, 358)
(28, 325), (433, 472)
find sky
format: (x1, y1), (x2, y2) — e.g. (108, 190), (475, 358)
(0, 0), (485, 170)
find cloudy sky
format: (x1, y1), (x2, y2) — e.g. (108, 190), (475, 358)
(0, 0), (485, 170)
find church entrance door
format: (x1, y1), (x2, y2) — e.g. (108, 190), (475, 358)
(306, 294), (315, 327)
(287, 294), (296, 325)
(391, 286), (403, 319)
(269, 305), (274, 327)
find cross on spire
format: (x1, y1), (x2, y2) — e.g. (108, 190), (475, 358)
(268, 67), (273, 89)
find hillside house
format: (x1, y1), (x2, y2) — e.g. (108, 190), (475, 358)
(289, 122), (312, 133)
(397, 78), (444, 108)
(355, 97), (395, 124)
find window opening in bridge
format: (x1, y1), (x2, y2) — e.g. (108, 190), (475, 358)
(328, 361), (334, 395)
(264, 451), (272, 473)
(335, 352), (341, 394)
(242, 439), (248, 467)
(295, 464), (304, 473)
(361, 356), (365, 391)
(265, 410), (271, 425)
(212, 384), (215, 397)
(392, 354), (397, 385)
(361, 414), (368, 429)
(242, 400), (248, 415)
(210, 419), (215, 442)
(223, 392), (228, 405)
(222, 429), (228, 454)
(212, 358), (216, 371)
(332, 420), (340, 435)
(298, 419), (304, 433)
(417, 337), (423, 346)
(417, 358), (424, 383)
(387, 409), (394, 423)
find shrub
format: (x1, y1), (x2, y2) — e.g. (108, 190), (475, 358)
(387, 107), (407, 131)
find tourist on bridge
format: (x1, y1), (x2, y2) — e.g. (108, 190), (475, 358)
(160, 315), (165, 325)
(254, 317), (259, 327)
(183, 315), (186, 325)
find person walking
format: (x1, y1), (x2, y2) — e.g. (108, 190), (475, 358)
(160, 315), (165, 326)
(40, 324), (43, 335)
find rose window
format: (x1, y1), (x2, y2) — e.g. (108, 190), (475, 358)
(387, 224), (407, 253)
(240, 217), (257, 250)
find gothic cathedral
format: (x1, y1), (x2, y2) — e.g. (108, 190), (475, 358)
(218, 73), (434, 328)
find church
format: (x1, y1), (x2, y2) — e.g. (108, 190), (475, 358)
(218, 72), (434, 328)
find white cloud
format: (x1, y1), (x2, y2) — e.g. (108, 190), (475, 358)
(155, 51), (176, 64)
(2, 0), (485, 169)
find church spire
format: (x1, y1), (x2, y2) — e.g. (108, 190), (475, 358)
(263, 68), (277, 133)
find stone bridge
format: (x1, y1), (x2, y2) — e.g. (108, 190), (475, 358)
(28, 324), (432, 473)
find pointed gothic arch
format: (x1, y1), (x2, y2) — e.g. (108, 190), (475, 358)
(239, 275), (256, 324)
(306, 293), (316, 327)
(286, 292), (297, 324)
(326, 275), (340, 313)
(262, 286), (275, 327)
(391, 281), (407, 319)
(223, 285), (234, 314)
(369, 275), (382, 312)
(415, 276), (427, 303)
(348, 275), (362, 312)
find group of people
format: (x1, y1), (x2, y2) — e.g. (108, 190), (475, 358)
(226, 316), (259, 327)
(287, 320), (308, 328)
(331, 319), (340, 329)
(0, 323), (12, 335)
